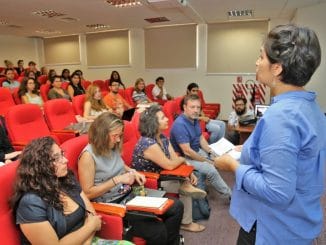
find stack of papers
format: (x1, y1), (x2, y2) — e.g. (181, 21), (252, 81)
(126, 196), (168, 209)
(209, 138), (241, 160)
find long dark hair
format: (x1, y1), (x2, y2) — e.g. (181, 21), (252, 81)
(109, 70), (125, 89)
(11, 137), (77, 212)
(18, 77), (40, 97)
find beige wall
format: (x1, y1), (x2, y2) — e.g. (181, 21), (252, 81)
(4, 2), (326, 119)
(295, 2), (326, 111)
(0, 35), (40, 68)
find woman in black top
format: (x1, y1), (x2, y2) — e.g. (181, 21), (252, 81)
(67, 71), (85, 98)
(11, 137), (102, 244)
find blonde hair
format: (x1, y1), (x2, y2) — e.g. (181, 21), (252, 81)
(134, 78), (145, 93)
(85, 85), (107, 111)
(88, 112), (124, 156)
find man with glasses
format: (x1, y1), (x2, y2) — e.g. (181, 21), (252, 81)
(226, 97), (254, 144)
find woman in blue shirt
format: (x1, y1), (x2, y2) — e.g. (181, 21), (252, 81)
(215, 24), (326, 244)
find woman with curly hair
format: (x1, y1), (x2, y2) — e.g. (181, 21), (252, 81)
(18, 77), (43, 107)
(83, 84), (112, 121)
(11, 136), (102, 244)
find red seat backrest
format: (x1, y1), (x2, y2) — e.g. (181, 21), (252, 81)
(162, 100), (178, 137)
(123, 87), (135, 107)
(121, 120), (138, 167)
(44, 99), (77, 130)
(0, 161), (20, 245)
(0, 87), (16, 116)
(40, 83), (50, 102)
(81, 80), (92, 90)
(93, 80), (108, 92)
(145, 84), (155, 101)
(61, 134), (89, 178)
(38, 75), (48, 85)
(72, 94), (86, 116)
(12, 87), (22, 104)
(5, 104), (54, 144)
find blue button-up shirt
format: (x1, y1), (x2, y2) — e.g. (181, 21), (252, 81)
(230, 91), (326, 245)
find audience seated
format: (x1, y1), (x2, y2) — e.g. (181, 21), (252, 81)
(18, 77), (43, 108)
(10, 136), (131, 244)
(170, 94), (232, 200)
(103, 80), (133, 118)
(61, 68), (71, 83)
(226, 96), (254, 145)
(15, 59), (25, 76)
(73, 69), (87, 82)
(186, 83), (225, 144)
(67, 71), (85, 98)
(0, 117), (21, 166)
(26, 61), (41, 77)
(78, 112), (183, 244)
(109, 70), (126, 89)
(40, 66), (48, 76)
(48, 75), (71, 101)
(132, 104), (206, 232)
(2, 68), (20, 91)
(152, 76), (173, 103)
(83, 84), (111, 121)
(132, 78), (152, 105)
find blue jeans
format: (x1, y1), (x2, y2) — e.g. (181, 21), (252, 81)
(206, 120), (226, 144)
(186, 149), (231, 197)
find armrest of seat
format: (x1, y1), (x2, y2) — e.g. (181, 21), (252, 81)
(51, 129), (80, 135)
(159, 164), (194, 182)
(137, 171), (160, 180)
(92, 202), (126, 218)
(11, 141), (27, 151)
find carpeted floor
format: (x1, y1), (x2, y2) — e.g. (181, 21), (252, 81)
(180, 171), (326, 245)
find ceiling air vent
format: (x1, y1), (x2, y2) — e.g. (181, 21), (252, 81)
(86, 24), (110, 30)
(59, 17), (80, 23)
(144, 17), (170, 23)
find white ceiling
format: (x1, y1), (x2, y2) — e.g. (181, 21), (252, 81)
(0, 0), (325, 37)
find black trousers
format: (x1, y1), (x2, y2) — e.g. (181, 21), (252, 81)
(237, 223), (256, 245)
(127, 197), (184, 245)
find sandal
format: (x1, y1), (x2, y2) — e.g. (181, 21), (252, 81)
(180, 222), (206, 232)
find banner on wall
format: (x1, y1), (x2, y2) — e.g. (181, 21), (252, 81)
(232, 77), (270, 110)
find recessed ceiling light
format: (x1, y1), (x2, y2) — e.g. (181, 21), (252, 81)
(35, 29), (62, 34)
(228, 9), (253, 17)
(86, 24), (110, 29)
(106, 0), (142, 8)
(32, 10), (65, 18)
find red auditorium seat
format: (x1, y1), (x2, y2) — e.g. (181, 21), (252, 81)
(0, 87), (16, 116)
(0, 161), (21, 245)
(60, 135), (125, 240)
(5, 104), (60, 149)
(72, 94), (86, 116)
(43, 99), (79, 143)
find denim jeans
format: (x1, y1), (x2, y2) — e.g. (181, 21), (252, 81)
(206, 120), (226, 144)
(186, 149), (231, 196)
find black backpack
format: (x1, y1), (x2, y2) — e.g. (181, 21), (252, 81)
(192, 171), (211, 221)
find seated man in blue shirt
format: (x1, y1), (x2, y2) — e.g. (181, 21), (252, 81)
(170, 94), (231, 199)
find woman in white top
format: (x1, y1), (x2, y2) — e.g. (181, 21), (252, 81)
(83, 84), (111, 121)
(18, 77), (44, 107)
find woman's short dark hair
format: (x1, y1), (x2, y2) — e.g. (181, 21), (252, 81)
(139, 104), (162, 138)
(49, 75), (61, 84)
(11, 137), (76, 212)
(88, 112), (124, 156)
(264, 24), (321, 86)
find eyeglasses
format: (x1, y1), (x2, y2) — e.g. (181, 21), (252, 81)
(52, 150), (66, 163)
